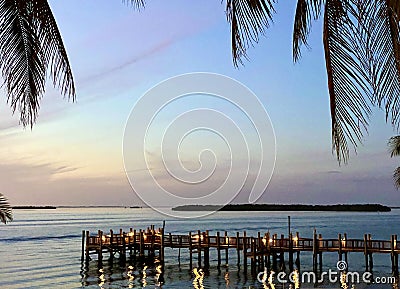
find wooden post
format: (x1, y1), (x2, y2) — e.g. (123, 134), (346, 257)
(150, 228), (155, 256)
(204, 230), (210, 269)
(85, 230), (90, 262)
(368, 234), (373, 271)
(81, 230), (85, 262)
(129, 228), (133, 256)
(266, 232), (271, 270)
(159, 228), (164, 261)
(198, 230), (202, 268)
(217, 232), (221, 268)
(364, 234), (369, 272)
(295, 232), (300, 271)
(243, 231), (247, 270)
(344, 233), (348, 266)
(189, 232), (193, 270)
(393, 235), (399, 277)
(110, 229), (114, 261)
(272, 234), (277, 271)
(312, 229), (317, 276)
(98, 230), (103, 261)
(132, 229), (137, 257)
(280, 234), (285, 271)
(224, 231), (229, 265)
(120, 229), (126, 260)
(139, 229), (144, 257)
(178, 235), (181, 266)
(289, 232), (294, 272)
(251, 238), (256, 273)
(317, 234), (322, 273)
(236, 232), (240, 265)
(257, 232), (262, 271)
(391, 234), (398, 275)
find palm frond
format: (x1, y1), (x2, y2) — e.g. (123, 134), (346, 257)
(225, 0), (276, 66)
(293, 0), (323, 61)
(393, 167), (400, 189)
(0, 193), (13, 224)
(123, 0), (145, 10)
(0, 0), (46, 126)
(0, 0), (75, 127)
(32, 1), (75, 99)
(323, 0), (373, 164)
(388, 136), (400, 157)
(349, 1), (400, 125)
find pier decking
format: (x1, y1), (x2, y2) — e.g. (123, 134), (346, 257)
(81, 225), (400, 276)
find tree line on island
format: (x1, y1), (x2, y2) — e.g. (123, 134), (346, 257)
(172, 204), (392, 212)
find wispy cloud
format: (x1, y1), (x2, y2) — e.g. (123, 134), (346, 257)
(80, 39), (174, 85)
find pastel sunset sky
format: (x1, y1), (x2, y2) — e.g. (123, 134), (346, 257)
(1, 0), (399, 207)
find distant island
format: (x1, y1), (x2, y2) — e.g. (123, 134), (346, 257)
(172, 204), (391, 212)
(13, 206), (57, 210)
(12, 206), (143, 210)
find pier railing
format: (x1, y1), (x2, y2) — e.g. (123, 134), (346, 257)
(81, 226), (400, 275)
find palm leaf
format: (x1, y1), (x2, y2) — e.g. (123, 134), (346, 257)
(0, 0), (46, 126)
(123, 0), (146, 10)
(293, 0), (323, 61)
(0, 193), (13, 224)
(0, 0), (75, 127)
(393, 167), (400, 189)
(348, 0), (400, 123)
(388, 136), (400, 157)
(225, 0), (276, 66)
(323, 0), (373, 164)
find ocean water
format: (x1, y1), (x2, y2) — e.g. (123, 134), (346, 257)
(0, 208), (399, 289)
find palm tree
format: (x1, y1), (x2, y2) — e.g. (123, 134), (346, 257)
(0, 193), (13, 224)
(1, 1), (400, 164)
(388, 136), (400, 189)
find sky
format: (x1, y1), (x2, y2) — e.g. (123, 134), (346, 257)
(0, 0), (399, 207)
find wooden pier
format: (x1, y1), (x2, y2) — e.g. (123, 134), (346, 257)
(81, 225), (400, 276)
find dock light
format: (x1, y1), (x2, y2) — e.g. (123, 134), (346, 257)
(102, 235), (106, 242)
(262, 238), (267, 246)
(293, 236), (298, 244)
(341, 237), (346, 247)
(269, 238), (273, 244)
(128, 232), (134, 237)
(143, 235), (147, 241)
(201, 235), (204, 241)
(395, 240), (397, 248)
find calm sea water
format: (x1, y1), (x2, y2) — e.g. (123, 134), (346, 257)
(0, 208), (399, 289)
